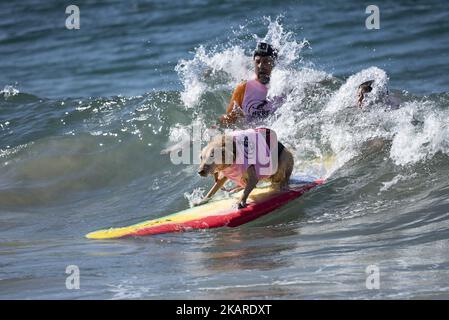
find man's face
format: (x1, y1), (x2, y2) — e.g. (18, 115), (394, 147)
(357, 85), (373, 108)
(254, 55), (275, 84)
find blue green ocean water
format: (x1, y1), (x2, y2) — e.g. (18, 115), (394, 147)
(1, 0), (449, 299)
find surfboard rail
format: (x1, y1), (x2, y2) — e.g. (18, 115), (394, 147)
(85, 177), (324, 239)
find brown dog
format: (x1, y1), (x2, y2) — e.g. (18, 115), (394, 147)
(197, 129), (294, 208)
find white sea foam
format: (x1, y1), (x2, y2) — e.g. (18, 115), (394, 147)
(324, 67), (389, 114)
(184, 187), (206, 208)
(175, 18), (449, 180)
(380, 173), (417, 192)
(175, 17), (309, 110)
(0, 85), (19, 98)
(390, 106), (449, 166)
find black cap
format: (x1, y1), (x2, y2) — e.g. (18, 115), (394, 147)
(253, 42), (278, 60)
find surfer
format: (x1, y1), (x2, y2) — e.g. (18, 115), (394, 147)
(218, 42), (283, 126)
(356, 79), (401, 110)
(357, 79), (423, 125)
(161, 42), (283, 155)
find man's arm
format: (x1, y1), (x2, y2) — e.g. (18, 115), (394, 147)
(219, 82), (246, 125)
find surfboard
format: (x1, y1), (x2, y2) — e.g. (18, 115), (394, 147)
(85, 175), (324, 239)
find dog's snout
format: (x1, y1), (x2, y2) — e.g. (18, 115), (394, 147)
(198, 169), (206, 177)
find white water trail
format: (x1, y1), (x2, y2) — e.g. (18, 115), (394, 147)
(174, 17), (449, 182)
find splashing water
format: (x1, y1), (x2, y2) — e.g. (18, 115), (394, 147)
(184, 187), (206, 208)
(172, 17), (449, 181)
(0, 85), (19, 98)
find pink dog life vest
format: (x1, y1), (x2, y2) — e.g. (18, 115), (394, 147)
(220, 128), (278, 187)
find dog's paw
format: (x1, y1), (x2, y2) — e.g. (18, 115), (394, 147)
(237, 201), (247, 209)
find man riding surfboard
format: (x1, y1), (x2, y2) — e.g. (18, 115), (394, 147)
(219, 42), (283, 126)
